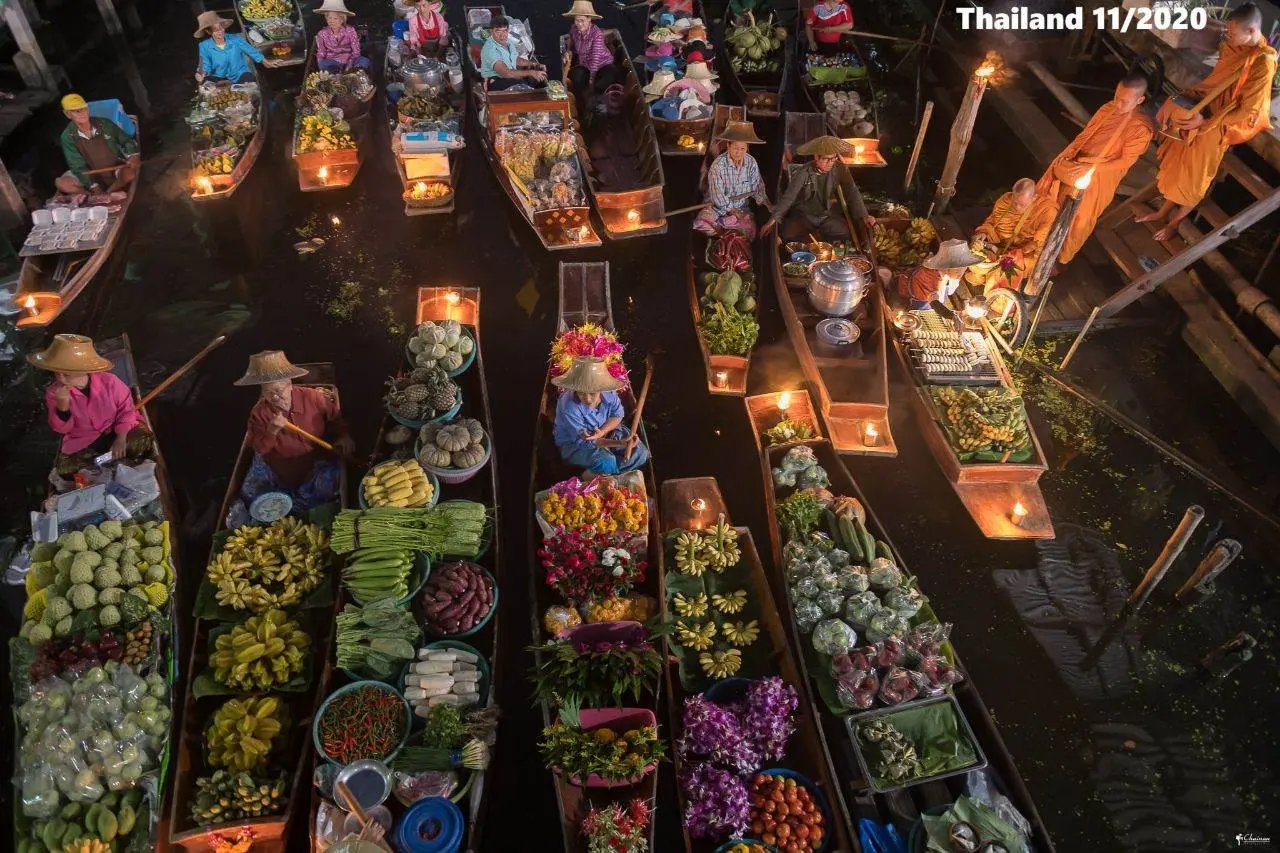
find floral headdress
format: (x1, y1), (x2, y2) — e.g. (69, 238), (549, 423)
(549, 324), (630, 389)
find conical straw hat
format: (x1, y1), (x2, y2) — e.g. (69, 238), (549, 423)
(562, 1), (602, 18)
(716, 120), (764, 144)
(551, 356), (623, 393)
(924, 238), (985, 270)
(234, 351), (310, 386)
(27, 334), (112, 373)
(194, 10), (232, 38)
(796, 135), (853, 157)
(315, 0), (355, 16)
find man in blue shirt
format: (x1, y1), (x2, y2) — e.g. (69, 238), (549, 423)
(479, 15), (546, 91)
(551, 356), (649, 475)
(194, 11), (263, 84)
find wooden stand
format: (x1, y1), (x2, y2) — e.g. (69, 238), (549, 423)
(931, 64), (994, 216)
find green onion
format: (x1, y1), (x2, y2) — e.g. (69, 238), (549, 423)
(390, 738), (490, 773)
(332, 503), (489, 557)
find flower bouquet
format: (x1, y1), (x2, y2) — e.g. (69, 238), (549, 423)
(539, 475), (648, 536)
(540, 709), (666, 787)
(581, 797), (651, 853)
(539, 529), (647, 605)
(549, 323), (629, 388)
(529, 623), (664, 709)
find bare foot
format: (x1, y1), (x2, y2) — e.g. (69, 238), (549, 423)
(1152, 225), (1176, 241)
(1134, 210), (1165, 223)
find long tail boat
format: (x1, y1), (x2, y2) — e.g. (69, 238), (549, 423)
(291, 53), (373, 192)
(463, 5), (601, 250)
(527, 261), (661, 852)
(715, 0), (798, 120)
(189, 60), (268, 203)
(15, 102), (140, 329)
(641, 0), (716, 157)
(169, 363), (348, 853)
(232, 0), (307, 70)
(687, 104), (755, 396)
(795, 0), (885, 165)
(385, 33), (468, 216)
(772, 112), (896, 455)
(657, 476), (856, 852)
(560, 29), (667, 238)
(743, 390), (1057, 850)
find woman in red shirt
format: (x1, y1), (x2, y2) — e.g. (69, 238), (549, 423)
(406, 0), (449, 58)
(805, 0), (854, 54)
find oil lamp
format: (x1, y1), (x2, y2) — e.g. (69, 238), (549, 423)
(626, 209), (640, 226)
(330, 215), (341, 226)
(195, 175), (214, 195)
(1074, 169), (1094, 192)
(1010, 501), (1028, 527)
(863, 421), (880, 447)
(714, 370), (728, 388)
(24, 295), (37, 318)
(317, 166), (330, 184)
(777, 391), (791, 412)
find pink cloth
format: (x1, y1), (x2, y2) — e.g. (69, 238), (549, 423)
(45, 372), (140, 454)
(315, 24), (362, 68)
(569, 23), (613, 77)
(665, 77), (712, 104)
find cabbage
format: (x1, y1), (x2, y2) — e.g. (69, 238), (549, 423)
(794, 598), (824, 633)
(812, 618), (857, 655)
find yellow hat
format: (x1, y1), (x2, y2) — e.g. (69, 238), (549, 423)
(61, 93), (88, 111)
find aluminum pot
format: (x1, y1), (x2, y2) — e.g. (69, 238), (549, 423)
(400, 56), (444, 91)
(807, 256), (872, 317)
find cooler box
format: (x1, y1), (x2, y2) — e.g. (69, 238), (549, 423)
(88, 99), (136, 138)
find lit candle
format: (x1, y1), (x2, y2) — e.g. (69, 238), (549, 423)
(863, 421), (879, 446)
(777, 391), (791, 412)
(195, 175), (214, 195)
(446, 291), (460, 305)
(714, 370), (728, 388)
(1011, 501), (1028, 526)
(414, 181), (427, 197)
(24, 295), (37, 318)
(317, 166), (330, 184)
(1073, 168), (1095, 192)
(696, 141), (706, 153)
(690, 498), (706, 512)
(330, 215), (341, 226)
(975, 64), (996, 79)
(963, 296), (988, 322)
(626, 209), (640, 226)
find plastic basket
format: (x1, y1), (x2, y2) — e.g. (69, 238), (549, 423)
(418, 433), (491, 485)
(345, 550), (432, 611)
(757, 769), (835, 853)
(313, 681), (412, 766)
(388, 393), (463, 430)
(420, 563), (498, 639)
(421, 639), (492, 706)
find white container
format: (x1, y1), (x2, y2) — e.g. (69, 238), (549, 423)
(71, 208), (90, 222)
(51, 208), (71, 224)
(89, 206), (109, 221)
(32, 209), (52, 226)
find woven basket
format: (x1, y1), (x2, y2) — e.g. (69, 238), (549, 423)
(403, 182), (453, 209)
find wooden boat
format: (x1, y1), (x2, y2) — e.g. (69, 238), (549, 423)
(15, 105), (140, 329)
(559, 29), (667, 239)
(385, 33), (467, 216)
(715, 0), (798, 120)
(463, 5), (601, 250)
(640, 0), (716, 157)
(291, 53), (372, 192)
(881, 301), (1054, 540)
(169, 364), (348, 853)
(527, 261), (660, 853)
(687, 104), (755, 396)
(743, 392), (1057, 850)
(190, 65), (268, 204)
(657, 476), (856, 853)
(231, 0), (307, 69)
(773, 112), (896, 455)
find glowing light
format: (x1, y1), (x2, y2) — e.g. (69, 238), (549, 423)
(317, 166), (330, 184)
(975, 64), (996, 79)
(330, 215), (341, 226)
(690, 498), (707, 512)
(626, 209), (640, 225)
(1074, 169), (1095, 191)
(696, 142), (706, 153)
(1011, 501), (1028, 526)
(893, 310), (910, 330)
(863, 421), (880, 446)
(777, 391), (792, 412)
(964, 296), (989, 320)
(446, 291), (460, 305)
(24, 295), (37, 317)
(714, 371), (728, 388)
(195, 175), (214, 195)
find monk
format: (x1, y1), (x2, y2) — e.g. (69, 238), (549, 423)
(1037, 72), (1154, 264)
(1138, 3), (1277, 241)
(969, 178), (1056, 292)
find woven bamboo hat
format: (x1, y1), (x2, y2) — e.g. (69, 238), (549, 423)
(27, 334), (112, 373)
(194, 10), (232, 38)
(642, 69), (677, 99)
(716, 120), (764, 144)
(683, 60), (717, 81)
(551, 356), (623, 393)
(796, 135), (853, 157)
(924, 238), (985, 271)
(315, 0), (355, 16)
(562, 1), (602, 19)
(234, 351), (310, 386)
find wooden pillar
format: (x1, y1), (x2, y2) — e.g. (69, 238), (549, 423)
(121, 0), (142, 33)
(0, 158), (30, 231)
(1024, 172), (1091, 297)
(3, 3), (57, 91)
(931, 62), (996, 216)
(1125, 505), (1206, 613)
(94, 0), (124, 36)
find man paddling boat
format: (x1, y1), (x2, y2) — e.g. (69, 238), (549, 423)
(764, 135), (875, 243)
(54, 93), (139, 195)
(235, 351), (352, 513)
(552, 356), (650, 476)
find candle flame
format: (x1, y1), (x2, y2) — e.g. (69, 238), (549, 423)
(626, 209), (640, 224)
(865, 421), (878, 439)
(964, 298), (988, 320)
(195, 175), (214, 194)
(1013, 501), (1027, 517)
(714, 370), (727, 387)
(975, 64), (996, 78)
(446, 291), (460, 305)
(696, 141), (706, 152)
(777, 391), (791, 411)
(317, 166), (329, 182)
(690, 498), (707, 512)
(24, 295), (35, 309)
(1074, 169), (1095, 190)
(330, 215), (341, 226)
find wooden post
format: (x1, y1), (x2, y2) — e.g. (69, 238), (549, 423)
(3, 3), (57, 91)
(903, 101), (933, 194)
(1125, 505), (1206, 613)
(94, 0), (125, 36)
(1025, 61), (1090, 124)
(1058, 306), (1100, 370)
(1174, 538), (1243, 603)
(0, 157), (30, 231)
(931, 62), (996, 216)
(1015, 279), (1053, 362)
(1024, 171), (1091, 297)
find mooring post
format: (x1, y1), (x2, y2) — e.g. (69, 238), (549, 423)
(1125, 505), (1206, 613)
(1174, 538), (1243, 604)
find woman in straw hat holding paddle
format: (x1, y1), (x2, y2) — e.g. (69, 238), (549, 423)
(194, 11), (264, 84)
(233, 351), (352, 514)
(29, 334), (153, 477)
(552, 356), (650, 476)
(562, 2), (622, 119)
(694, 120), (771, 238)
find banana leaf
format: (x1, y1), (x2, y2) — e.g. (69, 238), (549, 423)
(852, 697), (983, 791)
(920, 795), (1024, 852)
(190, 617), (316, 698)
(806, 65), (867, 86)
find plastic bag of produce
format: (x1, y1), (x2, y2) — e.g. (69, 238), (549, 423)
(782, 540), (808, 566)
(843, 591), (880, 628)
(793, 598), (824, 634)
(884, 586), (923, 618)
(827, 548), (851, 568)
(867, 558), (903, 592)
(917, 655), (964, 694)
(864, 608), (902, 643)
(835, 669), (878, 710)
(812, 618), (857, 656)
(816, 589), (845, 616)
(874, 637), (906, 668)
(785, 557), (812, 585)
(803, 534), (834, 559)
(20, 762), (59, 818)
(779, 446), (819, 474)
(792, 576), (821, 600)
(905, 621), (951, 657)
(836, 566), (869, 595)
(877, 667), (921, 706)
(811, 566), (841, 593)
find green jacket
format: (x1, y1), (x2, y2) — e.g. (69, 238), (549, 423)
(772, 160), (869, 225)
(59, 118), (138, 189)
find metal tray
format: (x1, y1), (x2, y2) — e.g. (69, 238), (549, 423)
(846, 693), (986, 793)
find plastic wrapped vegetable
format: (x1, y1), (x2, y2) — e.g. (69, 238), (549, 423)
(780, 446), (819, 474)
(867, 558), (904, 593)
(827, 548), (850, 568)
(836, 566), (870, 595)
(785, 558), (812, 585)
(795, 463), (830, 489)
(905, 621), (952, 658)
(878, 667), (922, 706)
(835, 670), (878, 711)
(816, 589), (845, 616)
(843, 591), (880, 628)
(792, 576), (821, 600)
(781, 540), (808, 565)
(812, 566), (840, 592)
(874, 637), (906, 669)
(917, 655), (964, 692)
(864, 608), (902, 644)
(793, 598), (824, 634)
(812, 618), (858, 655)
(884, 586), (923, 618)
(803, 533), (834, 557)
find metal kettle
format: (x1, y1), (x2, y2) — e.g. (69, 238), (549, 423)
(807, 256), (872, 317)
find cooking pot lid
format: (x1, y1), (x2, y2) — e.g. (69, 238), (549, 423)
(816, 318), (860, 345)
(812, 259), (863, 284)
(402, 56), (444, 75)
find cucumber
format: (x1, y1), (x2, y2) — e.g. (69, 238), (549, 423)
(838, 515), (864, 562)
(854, 519), (876, 565)
(875, 540), (894, 561)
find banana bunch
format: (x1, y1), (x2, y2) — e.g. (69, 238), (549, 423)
(240, 0), (289, 20)
(905, 217), (937, 250)
(723, 620), (759, 647)
(674, 592), (708, 617)
(195, 152), (235, 175)
(699, 648), (743, 678)
(60, 842), (109, 853)
(209, 517), (327, 614)
(673, 531), (709, 576)
(936, 386), (1029, 453)
(676, 620), (716, 651)
(206, 696), (287, 772)
(210, 609), (309, 691)
(362, 459), (434, 508)
(703, 515), (740, 571)
(190, 769), (287, 826)
(297, 112), (354, 153)
(712, 589), (748, 614)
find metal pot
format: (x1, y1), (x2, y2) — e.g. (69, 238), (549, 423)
(400, 57), (444, 91)
(807, 257), (872, 317)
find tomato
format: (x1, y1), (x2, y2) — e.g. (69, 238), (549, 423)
(762, 833), (777, 846)
(795, 825), (810, 840)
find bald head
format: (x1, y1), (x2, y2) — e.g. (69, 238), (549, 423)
(1011, 178), (1037, 209)
(1226, 2), (1262, 46)
(1113, 72), (1148, 113)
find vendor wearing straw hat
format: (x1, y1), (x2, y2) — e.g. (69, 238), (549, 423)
(563, 1), (622, 119)
(552, 356), (650, 476)
(763, 135), (874, 243)
(314, 0), (371, 73)
(194, 11), (263, 85)
(895, 238), (985, 328)
(235, 351), (352, 512)
(694, 120), (771, 238)
(29, 334), (153, 476)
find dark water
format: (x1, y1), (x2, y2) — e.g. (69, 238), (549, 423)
(1, 1), (1278, 851)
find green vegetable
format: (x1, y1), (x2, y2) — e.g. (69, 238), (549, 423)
(119, 565), (143, 587)
(335, 598), (421, 679)
(708, 270), (742, 305)
(98, 605), (122, 627)
(100, 520), (123, 540)
(94, 567), (122, 589)
(776, 491), (825, 541)
(391, 738), (490, 773)
(698, 304), (759, 357)
(331, 502), (489, 557)
(419, 704), (467, 750)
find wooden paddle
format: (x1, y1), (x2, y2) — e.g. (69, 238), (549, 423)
(335, 779), (385, 843)
(665, 192), (753, 218)
(279, 421), (360, 467)
(134, 335), (227, 409)
(596, 355), (655, 462)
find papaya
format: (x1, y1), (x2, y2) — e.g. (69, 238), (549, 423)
(96, 809), (119, 843)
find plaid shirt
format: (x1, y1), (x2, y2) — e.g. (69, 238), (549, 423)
(569, 24), (613, 77)
(315, 25), (362, 68)
(706, 151), (766, 215)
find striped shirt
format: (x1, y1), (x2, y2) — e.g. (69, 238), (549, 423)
(569, 24), (613, 76)
(315, 25), (362, 68)
(706, 152), (766, 215)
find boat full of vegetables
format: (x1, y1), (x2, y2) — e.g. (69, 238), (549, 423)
(406, 319), (475, 375)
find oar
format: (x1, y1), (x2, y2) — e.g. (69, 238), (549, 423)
(82, 154), (182, 176)
(624, 356), (655, 462)
(135, 335), (227, 409)
(665, 192), (753, 219)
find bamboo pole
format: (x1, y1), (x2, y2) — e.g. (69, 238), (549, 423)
(1058, 306), (1100, 371)
(903, 101), (934, 193)
(1025, 172), (1090, 298)
(931, 62), (996, 216)
(135, 335), (227, 409)
(1174, 538), (1243, 603)
(1015, 279), (1053, 363)
(1125, 505), (1206, 613)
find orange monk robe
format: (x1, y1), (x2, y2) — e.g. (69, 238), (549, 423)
(971, 192), (1057, 289)
(1156, 41), (1278, 207)
(1038, 103), (1155, 263)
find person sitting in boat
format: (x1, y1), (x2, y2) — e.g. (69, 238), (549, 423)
(763, 135), (875, 243)
(968, 178), (1056, 293)
(806, 0), (854, 55)
(563, 2), (621, 117)
(895, 239), (985, 330)
(54, 94), (139, 195)
(28, 334), (153, 477)
(552, 356), (650, 476)
(481, 15), (547, 91)
(194, 11), (263, 85)
(314, 0), (371, 74)
(405, 0), (449, 58)
(236, 351), (353, 513)
(694, 120), (771, 238)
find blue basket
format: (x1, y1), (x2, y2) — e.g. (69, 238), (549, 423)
(345, 550), (432, 611)
(704, 677), (754, 705)
(313, 681), (412, 766)
(757, 769), (835, 853)
(404, 330), (477, 378)
(419, 434), (491, 485)
(359, 466), (441, 510)
(88, 99), (135, 137)
(388, 392), (463, 431)
(401, 639), (493, 711)
(423, 564), (498, 639)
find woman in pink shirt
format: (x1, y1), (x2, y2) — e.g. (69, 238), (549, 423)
(562, 2), (621, 119)
(313, 0), (370, 73)
(406, 0), (449, 58)
(28, 334), (153, 476)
